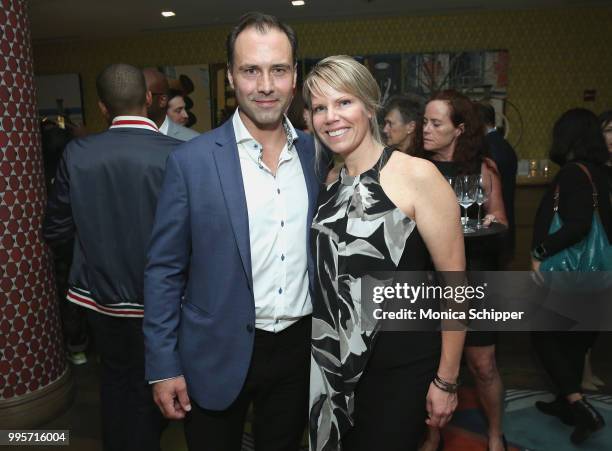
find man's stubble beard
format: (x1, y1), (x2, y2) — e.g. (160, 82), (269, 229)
(241, 98), (291, 130)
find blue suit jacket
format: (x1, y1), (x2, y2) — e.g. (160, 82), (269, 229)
(144, 119), (320, 410)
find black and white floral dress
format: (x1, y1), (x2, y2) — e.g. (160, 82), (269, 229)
(309, 148), (439, 451)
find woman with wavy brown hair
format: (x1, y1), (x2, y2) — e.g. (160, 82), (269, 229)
(420, 89), (508, 451)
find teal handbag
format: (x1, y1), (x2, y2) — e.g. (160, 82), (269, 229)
(540, 163), (612, 293)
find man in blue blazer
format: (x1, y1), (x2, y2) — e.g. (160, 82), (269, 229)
(144, 12), (320, 451)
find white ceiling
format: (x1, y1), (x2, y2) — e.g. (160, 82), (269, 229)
(28, 0), (612, 42)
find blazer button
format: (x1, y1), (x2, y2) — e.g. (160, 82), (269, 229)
(246, 324), (254, 333)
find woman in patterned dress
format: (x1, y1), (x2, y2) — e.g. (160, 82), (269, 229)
(303, 55), (466, 451)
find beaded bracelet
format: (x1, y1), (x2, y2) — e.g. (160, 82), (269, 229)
(433, 374), (460, 394)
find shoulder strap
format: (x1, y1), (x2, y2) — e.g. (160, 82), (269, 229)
(553, 162), (599, 211)
(574, 162), (599, 209)
(377, 147), (394, 173)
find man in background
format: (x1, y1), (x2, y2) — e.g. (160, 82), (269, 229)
(478, 102), (518, 254)
(44, 63), (180, 451)
(143, 67), (200, 142)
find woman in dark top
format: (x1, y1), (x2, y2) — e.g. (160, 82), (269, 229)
(420, 90), (508, 451)
(531, 108), (611, 445)
(599, 110), (612, 188)
(304, 56), (466, 451)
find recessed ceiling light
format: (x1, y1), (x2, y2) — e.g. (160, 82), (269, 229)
(291, 0), (305, 6)
(161, 11), (176, 18)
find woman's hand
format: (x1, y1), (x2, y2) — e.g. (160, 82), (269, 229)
(482, 213), (496, 227)
(425, 381), (458, 428)
(481, 160), (508, 226)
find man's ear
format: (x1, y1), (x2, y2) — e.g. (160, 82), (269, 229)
(159, 94), (169, 110)
(406, 120), (417, 135)
(145, 91), (153, 108)
(292, 63), (297, 89)
(227, 65), (235, 90)
(97, 100), (110, 121)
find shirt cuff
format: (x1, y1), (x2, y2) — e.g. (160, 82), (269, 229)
(149, 375), (182, 385)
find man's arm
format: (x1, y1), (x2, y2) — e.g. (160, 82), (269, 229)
(143, 152), (192, 418)
(43, 149), (74, 246)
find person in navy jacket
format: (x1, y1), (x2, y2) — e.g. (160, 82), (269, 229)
(44, 63), (180, 451)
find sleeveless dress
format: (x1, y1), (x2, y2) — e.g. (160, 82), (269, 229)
(309, 148), (439, 451)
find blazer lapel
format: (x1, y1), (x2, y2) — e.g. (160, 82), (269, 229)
(295, 136), (319, 290)
(295, 138), (317, 222)
(212, 121), (253, 290)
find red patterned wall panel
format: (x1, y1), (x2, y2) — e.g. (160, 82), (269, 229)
(0, 0), (66, 400)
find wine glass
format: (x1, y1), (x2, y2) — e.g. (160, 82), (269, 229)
(457, 175), (478, 232)
(453, 176), (464, 225)
(475, 186), (486, 229)
(476, 173), (492, 228)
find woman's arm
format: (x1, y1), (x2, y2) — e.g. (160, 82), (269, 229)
(410, 160), (467, 428)
(482, 159), (508, 226)
(381, 152), (466, 428)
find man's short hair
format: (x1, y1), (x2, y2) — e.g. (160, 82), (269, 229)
(476, 102), (496, 127)
(226, 11), (298, 68)
(96, 63), (147, 117)
(383, 94), (425, 124)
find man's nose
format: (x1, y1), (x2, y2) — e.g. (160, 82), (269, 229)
(258, 72), (273, 94)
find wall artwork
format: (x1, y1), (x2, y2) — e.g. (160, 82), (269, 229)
(303, 50), (509, 129)
(35, 73), (85, 126)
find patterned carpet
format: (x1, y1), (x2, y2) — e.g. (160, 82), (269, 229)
(238, 388), (612, 451)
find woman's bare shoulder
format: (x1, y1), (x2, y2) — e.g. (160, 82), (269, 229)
(386, 151), (440, 182)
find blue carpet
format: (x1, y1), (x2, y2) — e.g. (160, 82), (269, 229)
(503, 390), (611, 451)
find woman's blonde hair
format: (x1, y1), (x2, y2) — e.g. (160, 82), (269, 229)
(302, 55), (384, 166)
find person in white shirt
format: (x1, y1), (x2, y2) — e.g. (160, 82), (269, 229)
(143, 12), (320, 451)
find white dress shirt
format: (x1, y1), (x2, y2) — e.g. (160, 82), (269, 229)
(232, 109), (311, 332)
(159, 116), (169, 135)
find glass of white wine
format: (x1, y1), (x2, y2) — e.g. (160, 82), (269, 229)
(475, 173), (492, 228)
(455, 175), (478, 233)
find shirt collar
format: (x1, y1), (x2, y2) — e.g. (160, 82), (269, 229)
(110, 116), (159, 132)
(159, 116), (170, 135)
(232, 108), (298, 149)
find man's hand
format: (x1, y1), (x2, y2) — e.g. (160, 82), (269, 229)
(425, 382), (457, 428)
(152, 376), (192, 419)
